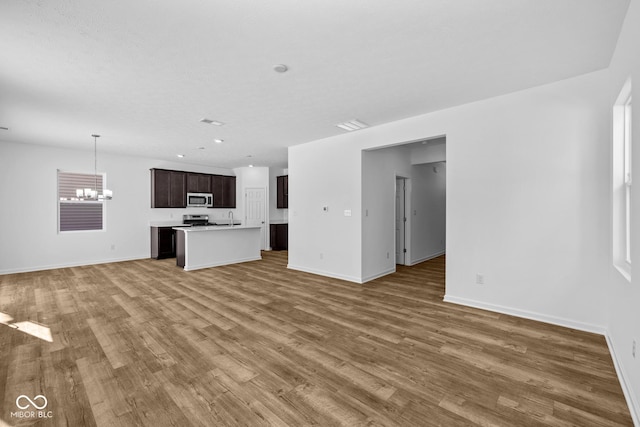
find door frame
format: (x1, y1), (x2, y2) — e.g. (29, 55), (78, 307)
(395, 175), (411, 266)
(244, 187), (268, 250)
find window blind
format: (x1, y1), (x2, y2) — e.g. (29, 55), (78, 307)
(58, 171), (104, 232)
(58, 171), (103, 200)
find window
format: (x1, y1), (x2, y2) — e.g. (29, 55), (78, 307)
(613, 79), (632, 280)
(57, 170), (105, 232)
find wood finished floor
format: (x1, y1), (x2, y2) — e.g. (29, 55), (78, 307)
(0, 252), (633, 426)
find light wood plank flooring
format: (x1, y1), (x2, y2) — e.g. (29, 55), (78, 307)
(0, 252), (633, 426)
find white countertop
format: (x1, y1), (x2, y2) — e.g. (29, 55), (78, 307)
(270, 220), (289, 225)
(173, 225), (260, 232)
(149, 221), (183, 227)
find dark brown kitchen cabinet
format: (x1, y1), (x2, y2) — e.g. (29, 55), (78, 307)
(151, 169), (186, 208)
(276, 175), (288, 209)
(151, 226), (176, 259)
(186, 173), (211, 193)
(152, 168), (234, 208)
(270, 223), (288, 250)
(211, 175), (236, 208)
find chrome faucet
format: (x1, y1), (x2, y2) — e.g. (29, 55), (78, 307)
(228, 211), (234, 227)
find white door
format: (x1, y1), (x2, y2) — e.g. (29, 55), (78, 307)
(396, 178), (406, 264)
(245, 187), (267, 250)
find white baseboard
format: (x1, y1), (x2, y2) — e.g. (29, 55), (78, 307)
(445, 294), (639, 425)
(443, 294), (606, 335)
(287, 264), (363, 284)
(361, 267), (396, 283)
(605, 333), (640, 426)
(408, 250), (445, 266)
(0, 255), (148, 275)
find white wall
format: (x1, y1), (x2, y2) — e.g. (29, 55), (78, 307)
(288, 141), (362, 282)
(290, 69), (610, 331)
(411, 162), (446, 264)
(0, 141), (235, 274)
(361, 146), (413, 281)
(606, 0), (640, 423)
(410, 138), (446, 164)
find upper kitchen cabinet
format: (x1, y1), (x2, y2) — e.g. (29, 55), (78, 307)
(151, 169), (186, 208)
(186, 173), (211, 193)
(211, 175), (237, 208)
(276, 175), (288, 209)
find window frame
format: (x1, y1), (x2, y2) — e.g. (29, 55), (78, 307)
(57, 170), (107, 233)
(613, 79), (632, 281)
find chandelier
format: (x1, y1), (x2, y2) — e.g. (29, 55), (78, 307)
(76, 134), (113, 200)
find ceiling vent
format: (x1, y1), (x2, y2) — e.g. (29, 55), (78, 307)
(200, 118), (224, 126)
(336, 119), (369, 132)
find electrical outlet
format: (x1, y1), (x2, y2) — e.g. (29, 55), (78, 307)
(476, 273), (484, 285)
(110, 244), (116, 251)
(320, 253), (324, 260)
(633, 340), (636, 358)
(387, 252), (389, 259)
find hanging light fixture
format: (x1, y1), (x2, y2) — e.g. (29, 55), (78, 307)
(76, 134), (113, 200)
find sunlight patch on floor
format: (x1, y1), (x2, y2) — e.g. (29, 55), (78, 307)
(0, 311), (53, 342)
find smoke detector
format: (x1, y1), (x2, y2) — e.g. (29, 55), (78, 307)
(273, 64), (288, 73)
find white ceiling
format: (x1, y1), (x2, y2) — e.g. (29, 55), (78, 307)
(0, 0), (629, 169)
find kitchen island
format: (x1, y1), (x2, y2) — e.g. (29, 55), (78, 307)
(173, 225), (261, 271)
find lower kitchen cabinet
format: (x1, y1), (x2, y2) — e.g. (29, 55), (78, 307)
(151, 226), (176, 259)
(270, 223), (288, 251)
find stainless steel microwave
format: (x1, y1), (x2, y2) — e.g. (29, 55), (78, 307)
(187, 192), (213, 207)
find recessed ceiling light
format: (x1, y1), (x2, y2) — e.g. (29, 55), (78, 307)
(273, 64), (288, 73)
(198, 146), (205, 150)
(214, 139), (224, 144)
(248, 164), (254, 168)
(177, 154), (185, 158)
(200, 118), (224, 126)
(336, 119), (369, 132)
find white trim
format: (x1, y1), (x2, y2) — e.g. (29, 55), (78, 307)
(614, 263), (632, 282)
(444, 294), (638, 424)
(287, 264), (363, 284)
(605, 333), (640, 427)
(361, 267), (396, 283)
(0, 255), (148, 275)
(443, 294), (606, 335)
(408, 250), (446, 266)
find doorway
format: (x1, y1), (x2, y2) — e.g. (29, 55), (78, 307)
(396, 177), (408, 265)
(244, 187), (267, 250)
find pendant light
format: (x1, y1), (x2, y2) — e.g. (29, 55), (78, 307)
(75, 134), (113, 200)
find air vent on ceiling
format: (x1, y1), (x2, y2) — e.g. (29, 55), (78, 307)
(200, 118), (224, 126)
(336, 119), (369, 132)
